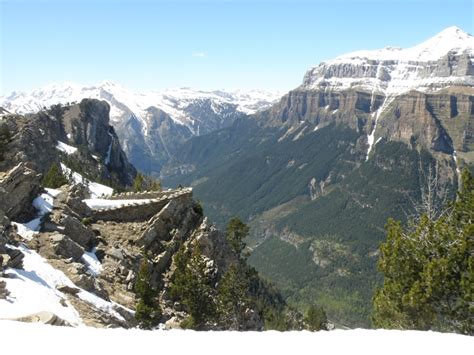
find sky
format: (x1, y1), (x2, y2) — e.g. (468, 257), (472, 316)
(1, 0), (473, 94)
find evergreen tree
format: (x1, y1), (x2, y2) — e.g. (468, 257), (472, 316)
(226, 217), (249, 257)
(134, 255), (162, 329)
(217, 264), (251, 329)
(304, 304), (328, 331)
(132, 173), (162, 192)
(42, 164), (69, 188)
(169, 245), (216, 329)
(373, 169), (474, 335)
(133, 173), (145, 192)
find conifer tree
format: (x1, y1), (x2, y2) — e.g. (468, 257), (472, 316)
(133, 173), (145, 192)
(169, 245), (216, 329)
(304, 304), (328, 331)
(42, 164), (69, 188)
(134, 255), (161, 329)
(226, 217), (249, 257)
(373, 169), (474, 335)
(217, 264), (251, 329)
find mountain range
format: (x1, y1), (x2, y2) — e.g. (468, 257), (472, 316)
(0, 83), (282, 174)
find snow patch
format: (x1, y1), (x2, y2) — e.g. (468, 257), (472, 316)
(56, 141), (78, 155)
(12, 188), (61, 240)
(0, 245), (83, 325)
(292, 126), (307, 141)
(81, 248), (102, 277)
(60, 164), (113, 198)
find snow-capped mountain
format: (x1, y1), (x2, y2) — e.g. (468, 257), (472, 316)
(302, 26), (474, 96)
(0, 83), (282, 175)
(0, 82), (281, 135)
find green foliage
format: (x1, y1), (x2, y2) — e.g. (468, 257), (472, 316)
(133, 173), (145, 192)
(42, 164), (69, 188)
(217, 264), (251, 328)
(373, 170), (474, 335)
(81, 217), (93, 226)
(169, 246), (217, 329)
(133, 173), (162, 193)
(304, 304), (328, 331)
(226, 217), (249, 257)
(134, 255), (162, 329)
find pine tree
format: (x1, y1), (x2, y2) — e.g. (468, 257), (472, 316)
(169, 245), (216, 329)
(372, 169), (474, 335)
(134, 255), (161, 329)
(304, 304), (328, 331)
(42, 164), (69, 188)
(133, 173), (145, 192)
(217, 264), (251, 329)
(226, 217), (249, 257)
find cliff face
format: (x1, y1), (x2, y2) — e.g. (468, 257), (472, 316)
(0, 99), (136, 186)
(259, 88), (473, 161)
(253, 27), (474, 167)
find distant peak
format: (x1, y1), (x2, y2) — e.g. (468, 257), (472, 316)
(100, 80), (119, 88)
(436, 26), (472, 38)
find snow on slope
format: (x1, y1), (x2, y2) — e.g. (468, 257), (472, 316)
(60, 163), (113, 198)
(56, 141), (78, 155)
(0, 321), (472, 355)
(11, 188), (61, 241)
(0, 81), (282, 134)
(302, 26), (474, 95)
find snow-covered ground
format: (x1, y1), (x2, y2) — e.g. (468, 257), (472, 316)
(0, 243), (124, 325)
(0, 182), (130, 326)
(0, 320), (471, 355)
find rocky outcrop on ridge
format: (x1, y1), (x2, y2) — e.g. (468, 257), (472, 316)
(0, 99), (136, 187)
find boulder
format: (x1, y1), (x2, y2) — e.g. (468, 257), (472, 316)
(0, 163), (41, 220)
(50, 233), (85, 262)
(56, 284), (81, 295)
(62, 216), (95, 250)
(6, 248), (24, 269)
(65, 196), (92, 218)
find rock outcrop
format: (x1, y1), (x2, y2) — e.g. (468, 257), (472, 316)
(0, 163), (41, 221)
(0, 99), (136, 187)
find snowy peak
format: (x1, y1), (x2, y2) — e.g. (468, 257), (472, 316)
(0, 82), (282, 134)
(329, 26), (473, 64)
(302, 26), (474, 95)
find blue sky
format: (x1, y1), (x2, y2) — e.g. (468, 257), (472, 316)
(1, 0), (473, 94)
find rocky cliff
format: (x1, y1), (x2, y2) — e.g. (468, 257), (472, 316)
(0, 99), (136, 187)
(255, 27), (474, 169)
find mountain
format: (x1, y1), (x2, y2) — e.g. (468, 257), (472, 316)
(0, 82), (282, 175)
(161, 27), (474, 326)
